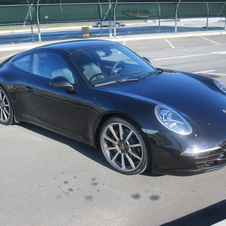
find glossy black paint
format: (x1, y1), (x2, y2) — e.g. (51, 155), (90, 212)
(1, 40), (226, 176)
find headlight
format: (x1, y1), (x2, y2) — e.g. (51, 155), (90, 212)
(155, 105), (192, 135)
(214, 80), (226, 94)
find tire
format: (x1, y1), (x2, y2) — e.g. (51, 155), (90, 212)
(115, 23), (120, 27)
(97, 23), (101, 28)
(0, 87), (14, 125)
(100, 116), (151, 175)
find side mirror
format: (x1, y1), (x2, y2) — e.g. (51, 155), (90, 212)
(49, 76), (76, 93)
(142, 57), (151, 64)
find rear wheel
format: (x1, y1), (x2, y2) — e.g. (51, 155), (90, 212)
(100, 116), (151, 175)
(0, 87), (13, 125)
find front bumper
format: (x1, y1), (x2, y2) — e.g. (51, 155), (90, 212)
(145, 131), (226, 176)
(181, 145), (226, 169)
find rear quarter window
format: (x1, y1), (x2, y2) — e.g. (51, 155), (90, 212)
(13, 55), (32, 73)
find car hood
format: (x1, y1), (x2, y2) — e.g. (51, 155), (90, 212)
(101, 70), (226, 124)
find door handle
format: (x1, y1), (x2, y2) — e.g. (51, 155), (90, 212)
(25, 86), (33, 92)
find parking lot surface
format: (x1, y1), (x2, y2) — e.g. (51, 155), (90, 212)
(0, 26), (226, 226)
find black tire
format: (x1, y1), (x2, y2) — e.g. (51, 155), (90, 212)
(0, 87), (14, 125)
(99, 116), (151, 175)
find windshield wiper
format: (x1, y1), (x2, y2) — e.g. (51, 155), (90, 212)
(117, 78), (140, 83)
(95, 78), (140, 87)
(139, 69), (163, 80)
(95, 69), (164, 87)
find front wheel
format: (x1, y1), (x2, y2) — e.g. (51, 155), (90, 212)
(99, 117), (151, 175)
(0, 87), (14, 125)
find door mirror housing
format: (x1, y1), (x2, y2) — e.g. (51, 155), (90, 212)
(142, 57), (151, 64)
(49, 76), (75, 92)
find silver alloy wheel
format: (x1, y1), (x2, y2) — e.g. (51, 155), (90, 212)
(100, 117), (149, 174)
(0, 88), (12, 124)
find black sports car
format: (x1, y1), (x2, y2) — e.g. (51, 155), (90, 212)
(1, 40), (226, 176)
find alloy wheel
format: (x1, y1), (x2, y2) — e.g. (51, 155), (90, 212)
(100, 117), (150, 175)
(0, 88), (13, 125)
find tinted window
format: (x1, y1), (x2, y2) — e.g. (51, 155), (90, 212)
(13, 55), (32, 73)
(32, 52), (76, 84)
(71, 43), (155, 86)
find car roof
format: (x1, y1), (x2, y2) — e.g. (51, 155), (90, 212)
(11, 40), (118, 60)
(38, 40), (116, 53)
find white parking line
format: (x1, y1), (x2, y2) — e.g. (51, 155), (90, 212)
(194, 70), (215, 74)
(153, 51), (226, 61)
(206, 72), (226, 76)
(165, 39), (175, 48)
(153, 52), (212, 60)
(199, 36), (220, 45)
(194, 70), (226, 76)
(213, 51), (226, 55)
(212, 219), (226, 226)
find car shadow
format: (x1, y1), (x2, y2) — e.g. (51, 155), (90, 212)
(161, 199), (226, 226)
(19, 122), (163, 177)
(20, 122), (110, 168)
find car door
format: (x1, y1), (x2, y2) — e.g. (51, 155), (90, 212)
(15, 52), (87, 141)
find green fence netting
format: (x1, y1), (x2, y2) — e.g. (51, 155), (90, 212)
(0, 1), (225, 25)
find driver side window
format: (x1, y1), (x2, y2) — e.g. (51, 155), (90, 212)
(97, 48), (137, 65)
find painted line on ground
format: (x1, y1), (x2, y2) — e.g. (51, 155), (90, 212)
(194, 70), (215, 74)
(206, 72), (226, 76)
(165, 38), (175, 48)
(153, 52), (212, 61)
(193, 70), (226, 76)
(212, 219), (226, 226)
(199, 36), (220, 45)
(153, 51), (226, 61)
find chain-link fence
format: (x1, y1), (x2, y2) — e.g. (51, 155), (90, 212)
(0, 1), (225, 26)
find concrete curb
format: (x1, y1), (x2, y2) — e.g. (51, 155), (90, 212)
(0, 29), (225, 52)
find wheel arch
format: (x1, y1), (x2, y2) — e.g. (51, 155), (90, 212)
(95, 112), (153, 174)
(0, 84), (16, 124)
(94, 111), (152, 151)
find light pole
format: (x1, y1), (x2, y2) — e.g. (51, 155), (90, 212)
(24, 0), (35, 42)
(36, 0), (41, 43)
(113, 0), (118, 38)
(175, 0), (181, 34)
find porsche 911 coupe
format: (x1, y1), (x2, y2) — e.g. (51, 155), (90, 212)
(1, 40), (226, 175)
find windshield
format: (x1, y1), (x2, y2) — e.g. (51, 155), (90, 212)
(70, 43), (156, 86)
